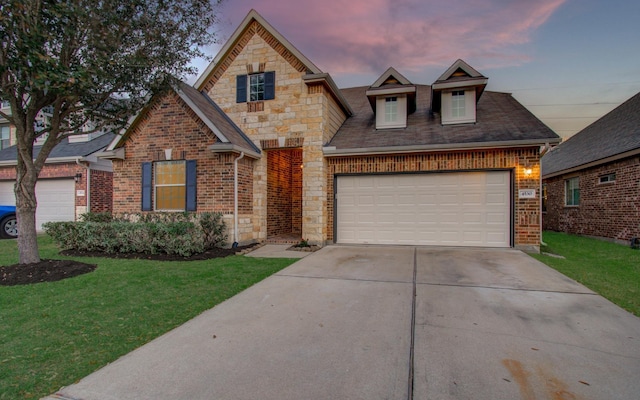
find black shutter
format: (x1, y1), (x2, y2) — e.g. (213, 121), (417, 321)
(185, 160), (197, 211)
(236, 75), (247, 103)
(141, 162), (152, 211)
(264, 71), (275, 100)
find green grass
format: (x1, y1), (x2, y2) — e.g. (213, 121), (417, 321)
(531, 231), (640, 316)
(0, 236), (296, 399)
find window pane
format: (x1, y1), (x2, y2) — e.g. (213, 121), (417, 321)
(250, 73), (265, 102)
(154, 161), (186, 210)
(452, 91), (465, 118)
(385, 97), (397, 122)
(156, 186), (186, 210)
(156, 161), (185, 185)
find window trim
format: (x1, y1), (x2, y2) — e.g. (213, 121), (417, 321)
(564, 176), (580, 207)
(375, 95), (407, 129)
(598, 173), (616, 184)
(236, 71), (275, 103)
(441, 89), (476, 125)
(154, 160), (187, 212)
(0, 125), (10, 150)
(141, 160), (196, 212)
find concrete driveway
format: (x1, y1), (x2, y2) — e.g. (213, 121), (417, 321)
(46, 246), (640, 400)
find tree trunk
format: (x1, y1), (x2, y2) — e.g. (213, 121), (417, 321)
(15, 171), (41, 264)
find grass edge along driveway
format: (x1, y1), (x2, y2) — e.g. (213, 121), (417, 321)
(0, 235), (296, 400)
(532, 231), (640, 317)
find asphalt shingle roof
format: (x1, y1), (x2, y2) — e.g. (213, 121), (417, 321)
(328, 85), (559, 150)
(542, 91), (640, 177)
(0, 132), (115, 162)
(177, 83), (260, 154)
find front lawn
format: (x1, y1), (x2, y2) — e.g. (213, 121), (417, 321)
(531, 231), (640, 316)
(0, 236), (296, 399)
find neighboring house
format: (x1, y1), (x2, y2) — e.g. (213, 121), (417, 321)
(542, 91), (640, 243)
(0, 132), (115, 230)
(100, 9), (560, 252)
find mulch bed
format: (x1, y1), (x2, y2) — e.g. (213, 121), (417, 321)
(1, 244), (256, 286)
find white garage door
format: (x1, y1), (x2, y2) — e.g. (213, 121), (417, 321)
(336, 171), (511, 247)
(0, 179), (75, 231)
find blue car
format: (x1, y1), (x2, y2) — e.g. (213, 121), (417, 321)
(0, 205), (17, 239)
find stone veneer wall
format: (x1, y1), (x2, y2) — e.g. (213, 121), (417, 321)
(201, 22), (347, 244)
(543, 156), (640, 243)
(327, 147), (542, 251)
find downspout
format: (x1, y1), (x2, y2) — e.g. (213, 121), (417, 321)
(233, 152), (245, 248)
(76, 158), (90, 214)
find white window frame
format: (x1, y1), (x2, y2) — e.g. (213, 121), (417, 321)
(0, 125), (10, 150)
(249, 73), (265, 102)
(376, 95), (407, 129)
(441, 89), (476, 125)
(565, 177), (580, 206)
(154, 160), (186, 211)
(598, 173), (616, 184)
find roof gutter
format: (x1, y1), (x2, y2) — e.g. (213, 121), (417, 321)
(0, 156), (87, 166)
(542, 147), (640, 179)
(323, 138), (562, 157)
(207, 143), (261, 159)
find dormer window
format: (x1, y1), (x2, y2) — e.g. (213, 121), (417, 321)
(441, 89), (476, 125)
(376, 95), (407, 129)
(451, 91), (465, 118)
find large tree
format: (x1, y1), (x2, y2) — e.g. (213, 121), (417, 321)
(0, 0), (220, 263)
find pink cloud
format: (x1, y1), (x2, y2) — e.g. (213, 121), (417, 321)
(216, 0), (566, 82)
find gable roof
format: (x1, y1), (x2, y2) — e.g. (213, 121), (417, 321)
(431, 59), (489, 113)
(370, 67), (413, 88)
(104, 83), (260, 159)
(325, 85), (560, 156)
(0, 132), (115, 165)
(542, 91), (640, 178)
(365, 67), (417, 114)
(195, 9), (322, 91)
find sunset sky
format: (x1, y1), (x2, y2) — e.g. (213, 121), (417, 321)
(191, 0), (640, 140)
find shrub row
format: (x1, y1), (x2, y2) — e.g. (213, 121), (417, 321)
(43, 212), (227, 257)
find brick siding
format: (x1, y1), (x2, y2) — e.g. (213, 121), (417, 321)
(89, 169), (113, 213)
(327, 148), (542, 250)
(543, 156), (640, 242)
(111, 92), (254, 217)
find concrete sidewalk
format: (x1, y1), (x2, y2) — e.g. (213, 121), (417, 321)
(43, 246), (640, 400)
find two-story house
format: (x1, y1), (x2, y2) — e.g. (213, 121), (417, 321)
(100, 9), (560, 252)
(0, 103), (114, 230)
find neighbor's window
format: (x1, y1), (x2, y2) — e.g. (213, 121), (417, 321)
(385, 97), (398, 123)
(598, 173), (616, 184)
(565, 177), (580, 206)
(0, 125), (10, 150)
(451, 90), (466, 117)
(236, 72), (275, 103)
(542, 183), (547, 212)
(1, 100), (9, 109)
(155, 160), (186, 211)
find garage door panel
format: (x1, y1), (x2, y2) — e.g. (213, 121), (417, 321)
(0, 179), (75, 231)
(336, 172), (511, 247)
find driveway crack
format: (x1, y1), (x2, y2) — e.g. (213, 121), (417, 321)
(408, 247), (417, 400)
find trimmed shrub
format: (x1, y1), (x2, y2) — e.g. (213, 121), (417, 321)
(43, 212), (226, 256)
